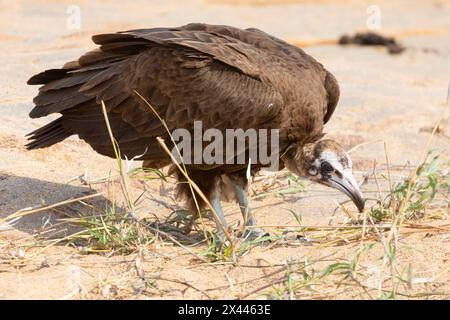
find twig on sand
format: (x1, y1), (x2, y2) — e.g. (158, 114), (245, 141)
(151, 276), (212, 299)
(143, 223), (211, 264)
(238, 279), (286, 300)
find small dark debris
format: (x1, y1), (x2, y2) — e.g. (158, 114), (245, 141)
(338, 32), (405, 55)
(422, 47), (440, 55)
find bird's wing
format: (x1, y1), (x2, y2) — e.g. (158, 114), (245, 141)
(93, 27), (264, 79)
(173, 24), (339, 125)
(323, 71), (340, 124)
(27, 27), (284, 159)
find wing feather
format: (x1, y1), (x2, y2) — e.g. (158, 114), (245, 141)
(27, 23), (338, 164)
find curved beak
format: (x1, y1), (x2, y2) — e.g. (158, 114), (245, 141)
(328, 170), (365, 212)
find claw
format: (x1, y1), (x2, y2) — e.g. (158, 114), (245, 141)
(242, 227), (270, 241)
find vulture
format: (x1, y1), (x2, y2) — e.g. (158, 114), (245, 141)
(26, 23), (365, 239)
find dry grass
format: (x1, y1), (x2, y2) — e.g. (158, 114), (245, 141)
(0, 100), (449, 300)
(0, 150), (448, 299)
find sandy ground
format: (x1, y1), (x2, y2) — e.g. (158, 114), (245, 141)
(0, 0), (449, 299)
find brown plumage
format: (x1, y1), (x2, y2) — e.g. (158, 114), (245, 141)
(27, 23), (363, 239)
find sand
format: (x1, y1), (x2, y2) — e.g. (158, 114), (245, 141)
(0, 0), (449, 299)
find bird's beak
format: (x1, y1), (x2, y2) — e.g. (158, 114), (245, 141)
(328, 170), (365, 212)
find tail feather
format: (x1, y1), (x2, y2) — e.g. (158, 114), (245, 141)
(27, 69), (70, 85)
(26, 118), (71, 149)
(26, 116), (64, 138)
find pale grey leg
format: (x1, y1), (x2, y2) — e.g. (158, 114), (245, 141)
(232, 184), (268, 240)
(210, 189), (229, 239)
(233, 184), (257, 226)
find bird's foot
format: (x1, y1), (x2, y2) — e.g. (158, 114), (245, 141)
(213, 227), (270, 248)
(241, 227), (271, 242)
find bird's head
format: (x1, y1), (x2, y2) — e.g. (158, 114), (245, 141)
(283, 139), (365, 212)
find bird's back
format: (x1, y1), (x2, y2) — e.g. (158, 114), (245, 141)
(26, 23), (338, 166)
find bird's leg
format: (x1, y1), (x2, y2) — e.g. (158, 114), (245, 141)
(232, 183), (268, 240)
(210, 189), (230, 241)
(233, 184), (256, 226)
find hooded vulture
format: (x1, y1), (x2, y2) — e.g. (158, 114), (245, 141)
(26, 23), (365, 239)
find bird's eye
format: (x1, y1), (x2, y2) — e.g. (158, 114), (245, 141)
(321, 162), (333, 173)
(308, 167), (318, 176)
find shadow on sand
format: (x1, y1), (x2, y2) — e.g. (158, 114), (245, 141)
(0, 173), (115, 237)
(0, 173), (203, 243)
